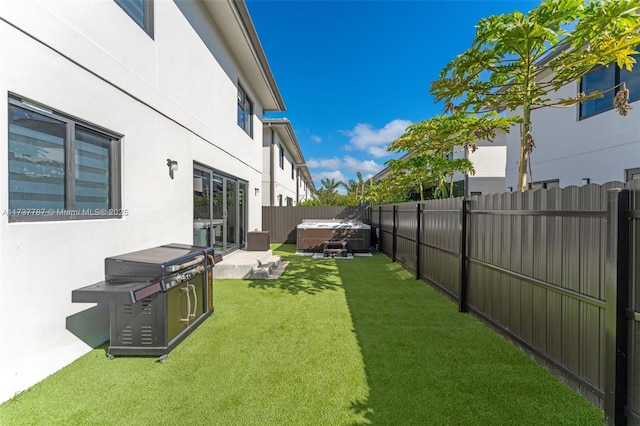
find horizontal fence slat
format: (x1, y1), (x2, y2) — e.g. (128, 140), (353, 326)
(469, 258), (606, 309)
(471, 209), (607, 217)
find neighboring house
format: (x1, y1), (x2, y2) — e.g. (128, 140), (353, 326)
(372, 131), (507, 197)
(0, 0), (285, 402)
(504, 57), (640, 189)
(262, 118), (315, 206)
(452, 130), (507, 195)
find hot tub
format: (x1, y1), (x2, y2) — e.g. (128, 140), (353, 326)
(296, 219), (371, 253)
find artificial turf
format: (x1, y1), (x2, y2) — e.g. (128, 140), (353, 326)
(0, 245), (603, 425)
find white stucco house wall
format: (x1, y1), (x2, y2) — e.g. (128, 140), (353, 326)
(0, 0), (285, 402)
(452, 130), (507, 195)
(504, 60), (640, 189)
(262, 118), (315, 206)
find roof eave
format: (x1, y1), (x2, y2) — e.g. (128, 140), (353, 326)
(264, 118), (314, 188)
(202, 0), (285, 112)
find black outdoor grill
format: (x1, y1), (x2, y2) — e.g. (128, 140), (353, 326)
(72, 243), (220, 360)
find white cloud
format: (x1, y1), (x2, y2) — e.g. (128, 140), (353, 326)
(315, 170), (347, 182)
(368, 146), (391, 159)
(310, 135), (322, 143)
(308, 156), (382, 175)
(344, 119), (412, 156)
(342, 156), (380, 174)
(307, 157), (342, 169)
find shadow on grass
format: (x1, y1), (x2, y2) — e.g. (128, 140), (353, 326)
(334, 253), (604, 425)
(246, 249), (342, 295)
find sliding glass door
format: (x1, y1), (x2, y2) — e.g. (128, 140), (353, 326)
(193, 164), (247, 255)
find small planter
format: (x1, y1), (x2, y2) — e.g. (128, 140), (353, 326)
(247, 231), (270, 251)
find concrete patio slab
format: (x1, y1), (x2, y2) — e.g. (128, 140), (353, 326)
(213, 249), (281, 279)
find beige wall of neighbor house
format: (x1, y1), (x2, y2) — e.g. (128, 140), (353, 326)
(0, 0), (284, 402)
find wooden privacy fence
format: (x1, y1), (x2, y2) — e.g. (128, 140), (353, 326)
(370, 181), (640, 426)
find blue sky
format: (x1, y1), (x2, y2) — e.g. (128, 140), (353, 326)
(246, 0), (540, 190)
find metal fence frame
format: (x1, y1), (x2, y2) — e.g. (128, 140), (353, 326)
(369, 182), (640, 426)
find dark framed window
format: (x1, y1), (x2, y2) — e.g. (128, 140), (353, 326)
(115, 0), (154, 38)
(286, 197), (293, 206)
(8, 96), (122, 222)
(291, 161), (294, 180)
(529, 179), (559, 190)
(277, 194), (283, 206)
(237, 84), (253, 136)
(626, 167), (640, 182)
(580, 54), (640, 119)
(279, 144), (284, 169)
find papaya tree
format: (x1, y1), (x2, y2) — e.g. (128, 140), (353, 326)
(387, 112), (514, 198)
(431, 0), (640, 191)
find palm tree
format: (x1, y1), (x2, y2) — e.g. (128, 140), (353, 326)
(341, 172), (368, 204)
(315, 178), (344, 205)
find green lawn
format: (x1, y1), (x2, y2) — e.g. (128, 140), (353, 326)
(0, 245), (603, 425)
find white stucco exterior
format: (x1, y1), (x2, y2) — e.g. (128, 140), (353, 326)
(262, 119), (314, 206)
(0, 0), (284, 402)
(453, 130), (507, 195)
(505, 81), (640, 189)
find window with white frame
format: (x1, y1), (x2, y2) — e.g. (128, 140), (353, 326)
(7, 96), (122, 222)
(114, 0), (154, 37)
(579, 54), (640, 119)
(237, 84), (253, 136)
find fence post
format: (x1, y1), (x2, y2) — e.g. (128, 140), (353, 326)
(392, 205), (397, 262)
(378, 205), (382, 252)
(605, 189), (630, 426)
(416, 203), (421, 279)
(459, 199), (469, 313)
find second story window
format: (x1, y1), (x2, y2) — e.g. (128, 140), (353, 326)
(580, 54), (640, 119)
(115, 0), (154, 38)
(237, 85), (253, 136)
(279, 144), (284, 169)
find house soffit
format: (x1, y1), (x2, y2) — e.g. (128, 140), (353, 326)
(201, 0), (285, 112)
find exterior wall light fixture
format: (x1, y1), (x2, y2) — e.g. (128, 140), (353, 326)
(167, 159), (178, 179)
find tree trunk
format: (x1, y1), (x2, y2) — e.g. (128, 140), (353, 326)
(517, 81), (533, 192)
(449, 175), (454, 198)
(517, 131), (529, 192)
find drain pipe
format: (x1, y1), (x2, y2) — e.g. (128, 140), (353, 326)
(269, 123), (275, 206)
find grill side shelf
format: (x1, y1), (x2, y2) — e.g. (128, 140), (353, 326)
(72, 281), (162, 304)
